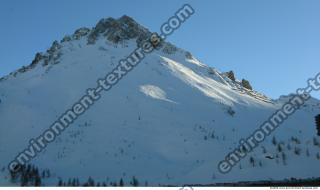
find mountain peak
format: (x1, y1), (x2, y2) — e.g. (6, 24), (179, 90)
(0, 15), (185, 82)
(87, 15), (151, 44)
(59, 15), (152, 45)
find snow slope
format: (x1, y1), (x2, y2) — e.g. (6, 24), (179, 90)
(0, 16), (320, 186)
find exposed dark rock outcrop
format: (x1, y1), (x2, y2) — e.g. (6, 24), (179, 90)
(242, 78), (253, 90)
(88, 15), (151, 45)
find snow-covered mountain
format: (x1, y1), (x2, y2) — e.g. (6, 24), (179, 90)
(0, 15), (320, 186)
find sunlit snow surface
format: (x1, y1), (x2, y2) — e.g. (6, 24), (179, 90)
(0, 37), (319, 186)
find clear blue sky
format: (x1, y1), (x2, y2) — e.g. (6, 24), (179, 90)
(0, 0), (319, 99)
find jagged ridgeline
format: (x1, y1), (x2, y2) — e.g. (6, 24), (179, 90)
(0, 15), (260, 102)
(0, 15), (182, 82)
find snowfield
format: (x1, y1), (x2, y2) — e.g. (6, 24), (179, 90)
(0, 16), (320, 186)
(140, 85), (176, 103)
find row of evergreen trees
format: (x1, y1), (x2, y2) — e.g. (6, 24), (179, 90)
(9, 163), (143, 187)
(9, 164), (44, 186)
(58, 176), (140, 187)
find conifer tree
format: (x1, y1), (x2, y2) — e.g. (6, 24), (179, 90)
(119, 178), (124, 186)
(315, 114), (320, 136)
